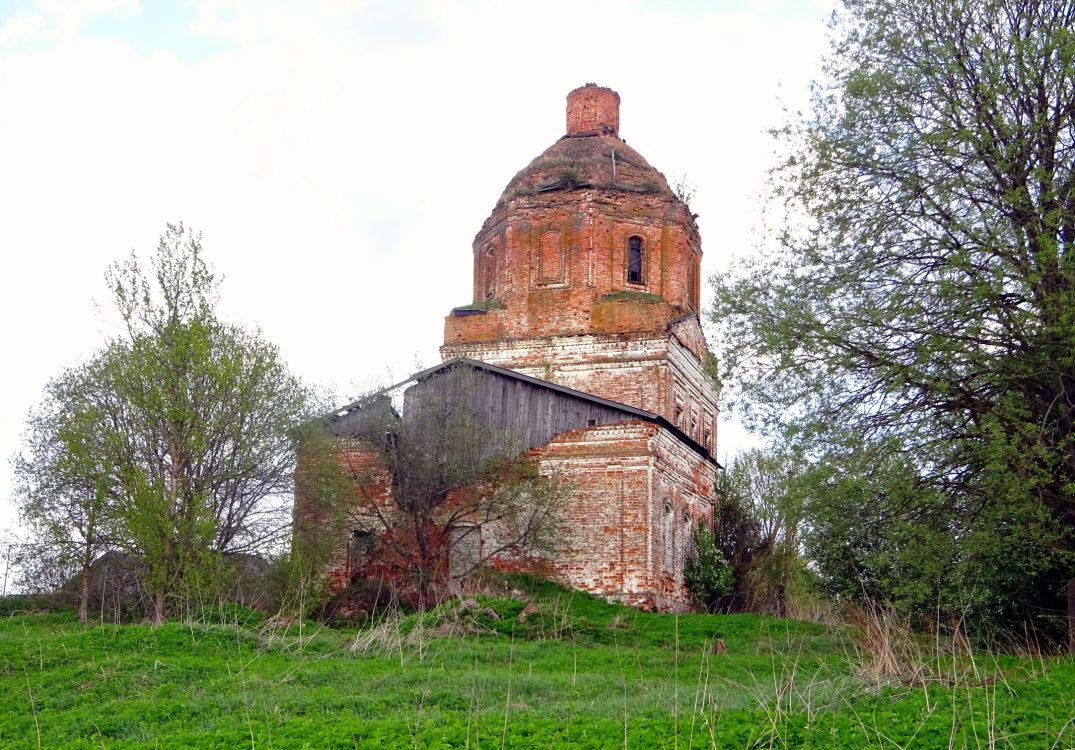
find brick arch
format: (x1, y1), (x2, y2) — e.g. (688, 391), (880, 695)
(481, 244), (498, 300)
(538, 229), (564, 284)
(662, 502), (676, 572)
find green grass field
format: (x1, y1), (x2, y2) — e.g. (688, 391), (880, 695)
(2, 580), (1074, 749)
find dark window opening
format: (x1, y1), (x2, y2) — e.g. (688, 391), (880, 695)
(348, 530), (374, 580)
(627, 235), (644, 284)
(587, 418), (597, 426)
(483, 246), (497, 300)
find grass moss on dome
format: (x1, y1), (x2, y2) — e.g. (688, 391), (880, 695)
(451, 299), (504, 315)
(599, 290), (666, 304)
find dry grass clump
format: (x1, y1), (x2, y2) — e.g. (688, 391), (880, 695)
(845, 601), (1020, 698)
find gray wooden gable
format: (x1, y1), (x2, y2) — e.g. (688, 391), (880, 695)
(327, 358), (718, 466)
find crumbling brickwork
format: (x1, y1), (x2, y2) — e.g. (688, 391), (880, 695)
(512, 421), (717, 610)
(440, 85), (720, 609)
(308, 85), (720, 611)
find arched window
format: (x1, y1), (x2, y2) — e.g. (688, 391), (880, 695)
(449, 524), (482, 580)
(627, 235), (644, 284)
(482, 245), (497, 300)
(681, 512), (692, 580)
(538, 230), (564, 283)
(348, 530), (373, 582)
(663, 503), (675, 571)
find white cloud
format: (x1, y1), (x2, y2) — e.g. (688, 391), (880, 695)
(0, 10), (47, 45)
(31, 0), (139, 36)
(0, 0), (830, 531)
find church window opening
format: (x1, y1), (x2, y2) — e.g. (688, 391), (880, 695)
(449, 524), (482, 579)
(682, 512), (692, 568)
(627, 235), (644, 284)
(538, 230), (565, 283)
(348, 530), (374, 581)
(663, 503), (675, 571)
(483, 246), (497, 300)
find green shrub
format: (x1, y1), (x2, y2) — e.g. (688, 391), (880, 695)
(190, 602), (264, 628)
(684, 522), (733, 610)
(558, 167), (581, 187)
(0, 593), (71, 616)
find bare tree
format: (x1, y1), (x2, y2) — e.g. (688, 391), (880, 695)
(309, 365), (568, 609)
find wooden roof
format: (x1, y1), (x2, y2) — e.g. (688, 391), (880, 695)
(329, 357), (719, 468)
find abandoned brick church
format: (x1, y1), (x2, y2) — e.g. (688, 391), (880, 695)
(310, 84), (720, 611)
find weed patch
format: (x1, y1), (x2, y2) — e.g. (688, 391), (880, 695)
(0, 583), (1072, 748)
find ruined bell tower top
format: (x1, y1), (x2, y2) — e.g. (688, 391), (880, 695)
(566, 84), (620, 136)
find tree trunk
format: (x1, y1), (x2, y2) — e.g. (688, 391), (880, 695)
(78, 561), (91, 625)
(1067, 577), (1075, 655)
(80, 516), (96, 625)
(152, 590), (166, 625)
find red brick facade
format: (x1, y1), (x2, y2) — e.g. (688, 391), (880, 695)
(309, 86), (720, 611)
(507, 421), (717, 610)
(566, 84), (620, 136)
(440, 85), (719, 609)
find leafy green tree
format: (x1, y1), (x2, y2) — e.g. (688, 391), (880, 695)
(710, 449), (807, 615)
(14, 354), (122, 623)
(684, 521), (733, 611)
(712, 0), (1075, 632)
(15, 224), (314, 623)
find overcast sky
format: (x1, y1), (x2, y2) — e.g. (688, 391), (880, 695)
(0, 0), (831, 534)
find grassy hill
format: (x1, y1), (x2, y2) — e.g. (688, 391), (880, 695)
(1, 577), (1073, 749)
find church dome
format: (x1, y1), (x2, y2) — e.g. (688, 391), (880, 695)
(446, 84), (702, 349)
(495, 85), (675, 207)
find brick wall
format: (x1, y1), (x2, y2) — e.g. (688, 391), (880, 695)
(311, 418), (717, 611)
(566, 84), (620, 136)
(303, 85), (721, 612)
(490, 420), (717, 610)
(447, 189), (702, 344)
